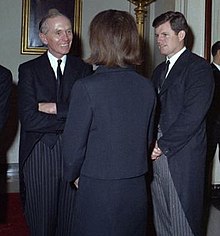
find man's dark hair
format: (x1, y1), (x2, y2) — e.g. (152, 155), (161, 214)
(211, 41), (220, 57)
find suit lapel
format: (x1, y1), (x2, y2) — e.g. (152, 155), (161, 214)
(63, 55), (79, 81)
(36, 53), (57, 98)
(159, 50), (189, 95)
(38, 53), (56, 82)
(62, 55), (80, 101)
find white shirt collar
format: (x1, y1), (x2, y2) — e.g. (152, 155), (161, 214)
(213, 62), (220, 71)
(47, 51), (67, 77)
(166, 47), (186, 75)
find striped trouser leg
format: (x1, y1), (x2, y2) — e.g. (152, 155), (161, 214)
(151, 155), (194, 236)
(23, 139), (75, 236)
(56, 167), (76, 236)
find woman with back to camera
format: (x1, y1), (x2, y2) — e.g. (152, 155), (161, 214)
(62, 9), (156, 236)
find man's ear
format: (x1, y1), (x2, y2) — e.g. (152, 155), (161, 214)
(178, 30), (186, 41)
(39, 32), (48, 45)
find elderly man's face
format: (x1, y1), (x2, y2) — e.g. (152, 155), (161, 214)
(40, 15), (73, 58)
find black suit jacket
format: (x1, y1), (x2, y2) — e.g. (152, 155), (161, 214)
(18, 53), (93, 172)
(0, 65), (12, 132)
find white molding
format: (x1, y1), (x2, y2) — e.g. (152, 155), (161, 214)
(212, 0), (220, 44)
(175, 0), (188, 16)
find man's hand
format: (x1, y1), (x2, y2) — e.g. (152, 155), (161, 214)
(38, 102), (57, 114)
(151, 141), (163, 160)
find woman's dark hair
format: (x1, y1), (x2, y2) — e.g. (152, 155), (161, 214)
(87, 9), (142, 67)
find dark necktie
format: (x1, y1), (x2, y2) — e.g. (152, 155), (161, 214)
(57, 59), (62, 102)
(159, 60), (170, 91)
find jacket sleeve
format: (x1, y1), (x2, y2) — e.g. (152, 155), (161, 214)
(63, 80), (92, 181)
(18, 64), (65, 133)
(0, 68), (12, 131)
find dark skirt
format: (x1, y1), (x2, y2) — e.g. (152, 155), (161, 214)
(73, 175), (147, 236)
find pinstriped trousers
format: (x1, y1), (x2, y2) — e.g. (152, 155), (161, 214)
(23, 137), (76, 236)
(151, 154), (194, 236)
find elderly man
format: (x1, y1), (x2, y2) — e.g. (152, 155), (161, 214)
(18, 9), (93, 235)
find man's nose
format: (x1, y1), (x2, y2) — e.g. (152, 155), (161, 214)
(62, 32), (70, 41)
(157, 35), (163, 43)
